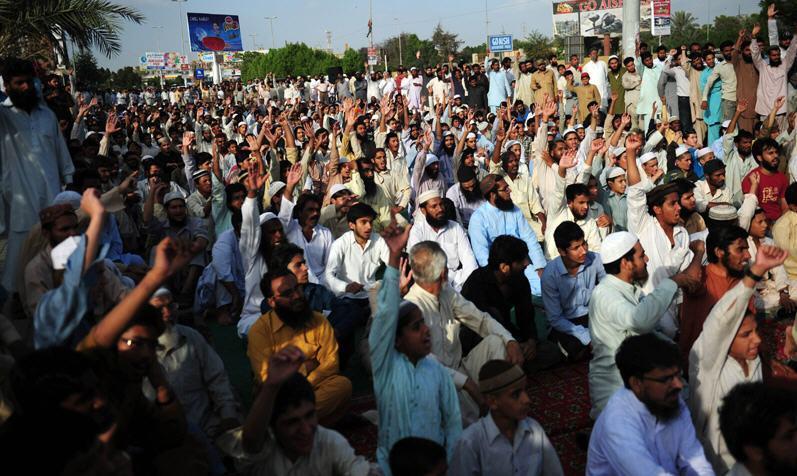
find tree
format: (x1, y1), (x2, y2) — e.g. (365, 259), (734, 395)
(74, 50), (111, 89)
(431, 23), (462, 64)
(514, 31), (559, 61)
(707, 14), (758, 46)
(459, 43), (486, 64)
(0, 0), (144, 62)
(111, 66), (142, 89)
(759, 1), (796, 38)
(669, 11), (702, 47)
(342, 48), (362, 74)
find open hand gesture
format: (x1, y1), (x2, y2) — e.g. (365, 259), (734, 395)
(559, 149), (578, 169)
(105, 113), (121, 135)
(285, 162), (302, 187)
(266, 346), (306, 386)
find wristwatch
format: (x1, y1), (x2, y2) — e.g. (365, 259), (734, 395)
(745, 268), (764, 282)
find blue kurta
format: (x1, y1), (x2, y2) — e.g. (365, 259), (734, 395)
(700, 67), (723, 145)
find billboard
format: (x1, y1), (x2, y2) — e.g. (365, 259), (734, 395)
(651, 0), (671, 36)
(140, 52), (189, 70)
(488, 35), (514, 53)
(552, 0), (651, 38)
(187, 12), (243, 52)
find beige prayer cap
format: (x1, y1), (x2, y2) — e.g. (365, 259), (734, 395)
(417, 189), (441, 206)
(479, 360), (526, 395)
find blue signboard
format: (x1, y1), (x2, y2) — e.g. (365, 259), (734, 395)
(187, 12), (243, 52)
(194, 68), (205, 79)
(488, 35), (514, 53)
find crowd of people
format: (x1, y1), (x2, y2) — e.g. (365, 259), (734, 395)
(2, 5), (797, 475)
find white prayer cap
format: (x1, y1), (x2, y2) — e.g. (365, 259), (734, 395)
(142, 155), (155, 163)
(52, 191), (82, 210)
(606, 167), (626, 180)
(696, 147), (713, 158)
(268, 181), (286, 197)
(328, 183), (352, 198)
(153, 287), (173, 298)
(51, 236), (82, 271)
(505, 140), (521, 149)
(259, 212), (278, 225)
(639, 151), (658, 164)
(237, 121), (248, 127)
(424, 154), (440, 166)
(442, 130), (455, 137)
(163, 191), (185, 205)
(477, 121), (489, 131)
(575, 124), (585, 130)
(466, 132), (477, 140)
(708, 204), (738, 221)
(563, 128), (577, 138)
(417, 189), (441, 205)
(674, 145), (690, 157)
(612, 146), (627, 157)
(600, 231), (639, 265)
(453, 94), (462, 99)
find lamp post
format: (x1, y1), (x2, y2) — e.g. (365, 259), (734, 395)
(394, 17), (402, 66)
(265, 16), (278, 49)
(151, 26), (165, 88)
(172, 0), (188, 55)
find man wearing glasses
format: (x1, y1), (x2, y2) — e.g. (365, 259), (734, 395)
(587, 334), (714, 475)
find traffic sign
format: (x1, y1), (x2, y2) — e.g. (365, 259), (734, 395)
(488, 35), (513, 53)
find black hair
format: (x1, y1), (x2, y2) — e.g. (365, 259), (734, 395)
(656, 45), (668, 52)
(615, 334), (680, 387)
(719, 382), (797, 463)
(548, 139), (565, 153)
(260, 268), (295, 300)
(269, 243), (305, 275)
(565, 183), (590, 202)
(623, 56), (635, 65)
(346, 202), (377, 223)
(706, 225), (748, 263)
(487, 235), (529, 271)
(93, 154), (115, 169)
(1, 57), (34, 83)
(554, 221), (585, 251)
(752, 137), (779, 162)
(224, 183), (247, 210)
(270, 372), (316, 426)
(719, 40), (734, 50)
(10, 347), (95, 414)
(127, 303), (166, 337)
(735, 129), (754, 143)
(293, 193), (322, 222)
(641, 51), (653, 62)
(672, 177), (696, 197)
(603, 247), (636, 275)
(389, 437), (447, 476)
(195, 152), (212, 166)
(785, 182), (797, 206)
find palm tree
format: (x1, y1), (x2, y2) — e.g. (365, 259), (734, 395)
(0, 0), (144, 61)
(668, 11), (701, 47)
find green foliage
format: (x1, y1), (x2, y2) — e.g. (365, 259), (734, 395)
(514, 31), (560, 61)
(759, 1), (796, 39)
(342, 48), (363, 74)
(241, 43), (351, 80)
(431, 23), (463, 62)
(111, 66), (142, 89)
(0, 0), (144, 60)
(459, 43), (486, 63)
(639, 11), (761, 51)
(74, 50), (111, 89)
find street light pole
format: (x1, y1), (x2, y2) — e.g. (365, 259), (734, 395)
(152, 26), (165, 88)
(265, 16), (278, 49)
(172, 0), (188, 56)
(394, 17), (402, 65)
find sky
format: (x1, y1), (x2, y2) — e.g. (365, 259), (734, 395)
(95, 0), (762, 70)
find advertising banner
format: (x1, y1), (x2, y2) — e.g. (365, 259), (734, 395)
(140, 52), (189, 70)
(488, 35), (514, 53)
(552, 0), (651, 38)
(187, 12), (243, 52)
(651, 0), (671, 36)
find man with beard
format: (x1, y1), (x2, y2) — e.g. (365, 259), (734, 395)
(695, 159), (731, 213)
(279, 164), (333, 283)
(348, 117), (376, 161)
(750, 22), (797, 131)
(673, 177), (707, 235)
(530, 58), (556, 110)
(485, 58), (513, 113)
(465, 74), (487, 112)
(732, 34), (759, 133)
(588, 232), (700, 418)
(468, 174), (547, 296)
(720, 382), (797, 476)
(446, 166), (484, 229)
(1, 58), (75, 294)
(247, 269), (352, 427)
(408, 191), (477, 292)
(412, 131), (448, 198)
(678, 225), (751, 368)
(626, 134), (705, 339)
(742, 138), (789, 222)
(544, 149), (602, 258)
(513, 60), (533, 107)
(689, 244), (788, 474)
(637, 52), (665, 130)
(724, 102), (757, 207)
(587, 333), (713, 474)
(607, 56), (626, 116)
(351, 156), (403, 232)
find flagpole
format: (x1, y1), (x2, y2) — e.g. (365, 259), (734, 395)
(369, 0), (373, 74)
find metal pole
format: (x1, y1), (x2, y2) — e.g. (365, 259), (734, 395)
(485, 0), (490, 58)
(172, 0), (187, 56)
(395, 17), (402, 65)
(152, 26), (165, 88)
(369, 0), (373, 73)
(265, 16), (277, 48)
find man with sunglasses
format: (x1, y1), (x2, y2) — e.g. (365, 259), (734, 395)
(587, 334), (713, 475)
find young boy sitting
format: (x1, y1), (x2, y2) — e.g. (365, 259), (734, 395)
(449, 360), (564, 476)
(369, 219), (462, 475)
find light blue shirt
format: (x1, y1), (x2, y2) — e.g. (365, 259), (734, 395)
(468, 202), (547, 295)
(541, 252), (605, 346)
(587, 388), (714, 476)
(369, 266), (462, 475)
(485, 58), (513, 108)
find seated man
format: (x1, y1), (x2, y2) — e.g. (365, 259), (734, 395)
(542, 222), (605, 362)
(370, 221), (462, 474)
(587, 334), (713, 475)
(148, 288), (240, 440)
(468, 174), (547, 295)
(409, 190), (478, 291)
(719, 382), (797, 476)
(405, 240), (524, 424)
(247, 269), (351, 426)
(694, 159), (731, 213)
(462, 235), (561, 370)
(689, 245), (788, 473)
(220, 347), (370, 475)
(450, 360), (564, 476)
(319, 183), (356, 239)
(446, 166), (484, 229)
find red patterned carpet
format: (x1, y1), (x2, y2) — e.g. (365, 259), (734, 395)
(337, 360), (592, 476)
